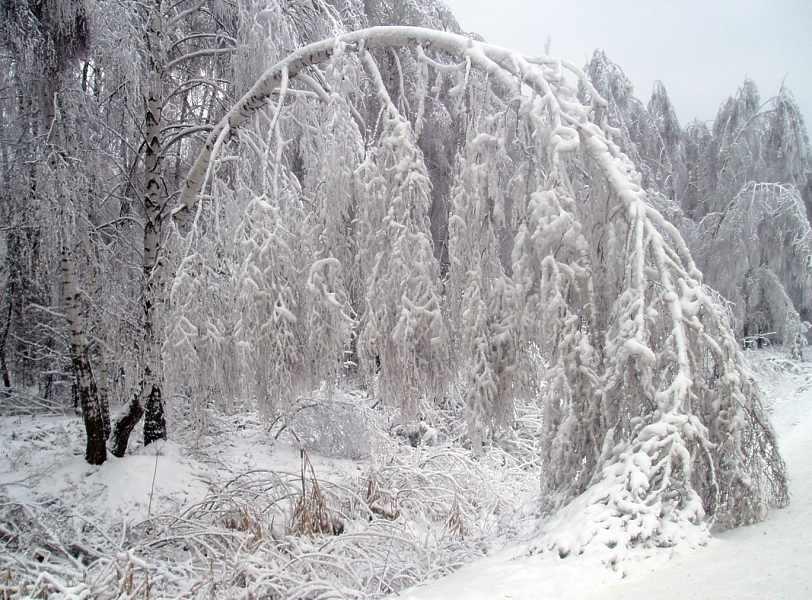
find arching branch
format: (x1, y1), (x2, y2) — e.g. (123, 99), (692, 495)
(174, 26), (606, 229)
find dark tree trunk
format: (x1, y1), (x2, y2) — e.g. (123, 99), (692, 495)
(144, 382), (166, 445)
(111, 386), (145, 457)
(109, 374), (167, 455)
(73, 352), (107, 465)
(61, 246), (108, 465)
(0, 282), (12, 388)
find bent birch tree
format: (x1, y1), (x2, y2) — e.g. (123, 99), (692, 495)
(172, 26), (787, 551)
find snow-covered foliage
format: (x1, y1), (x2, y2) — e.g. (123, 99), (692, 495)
(448, 134), (519, 450)
(1, 1), (804, 596)
(512, 187), (599, 505)
(354, 62), (449, 417)
(693, 182), (812, 345)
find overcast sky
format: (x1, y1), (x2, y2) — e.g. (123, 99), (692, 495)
(443, 0), (811, 127)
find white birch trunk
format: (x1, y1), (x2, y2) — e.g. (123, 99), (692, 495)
(61, 245), (107, 465)
(111, 0), (167, 454)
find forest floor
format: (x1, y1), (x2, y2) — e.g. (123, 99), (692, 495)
(401, 349), (812, 600)
(0, 350), (809, 598)
(0, 388), (541, 597)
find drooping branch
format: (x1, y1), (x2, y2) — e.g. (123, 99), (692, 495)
(164, 47), (238, 71)
(174, 26), (606, 229)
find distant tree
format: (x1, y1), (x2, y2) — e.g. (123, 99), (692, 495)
(694, 182), (811, 344)
(764, 87), (811, 217)
(583, 58), (812, 350)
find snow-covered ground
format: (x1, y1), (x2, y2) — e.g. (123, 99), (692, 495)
(0, 351), (808, 598)
(0, 391), (541, 597)
(401, 350), (812, 600)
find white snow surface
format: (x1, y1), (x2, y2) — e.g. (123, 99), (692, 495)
(0, 389), (541, 597)
(0, 400), (368, 524)
(1, 352), (809, 598)
(400, 350), (812, 600)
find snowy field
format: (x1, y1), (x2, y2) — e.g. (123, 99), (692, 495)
(0, 349), (809, 599)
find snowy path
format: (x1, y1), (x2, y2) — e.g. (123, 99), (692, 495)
(401, 354), (812, 600)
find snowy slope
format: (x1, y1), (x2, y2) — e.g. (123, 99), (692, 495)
(400, 351), (812, 600)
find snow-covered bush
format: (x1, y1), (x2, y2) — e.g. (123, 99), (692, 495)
(283, 395), (373, 459)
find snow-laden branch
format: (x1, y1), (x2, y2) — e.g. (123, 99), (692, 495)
(168, 32), (238, 54)
(164, 47), (237, 71)
(174, 25), (607, 229)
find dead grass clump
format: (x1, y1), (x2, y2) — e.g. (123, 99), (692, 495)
(365, 473), (400, 521)
(289, 450), (343, 536)
(445, 495), (465, 540)
(222, 505), (264, 540)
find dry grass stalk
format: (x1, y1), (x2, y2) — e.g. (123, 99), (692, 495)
(366, 474), (400, 521)
(289, 449), (343, 536)
(445, 495), (465, 540)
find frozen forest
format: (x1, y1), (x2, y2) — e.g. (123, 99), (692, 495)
(0, 0), (810, 598)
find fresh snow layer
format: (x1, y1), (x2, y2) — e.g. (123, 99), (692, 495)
(0, 418), (208, 522)
(1, 354), (808, 599)
(400, 350), (812, 600)
(0, 398), (368, 525)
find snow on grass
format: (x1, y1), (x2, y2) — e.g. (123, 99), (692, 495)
(1, 354), (806, 599)
(0, 415), (207, 521)
(0, 390), (543, 598)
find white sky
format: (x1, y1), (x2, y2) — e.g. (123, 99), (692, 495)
(443, 0), (812, 127)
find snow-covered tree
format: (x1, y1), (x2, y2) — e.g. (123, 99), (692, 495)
(693, 182), (811, 344)
(174, 26), (788, 549)
(582, 57), (812, 350)
(0, 2), (795, 561)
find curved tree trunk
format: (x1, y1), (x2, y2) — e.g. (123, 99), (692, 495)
(61, 246), (107, 465)
(110, 384), (145, 457)
(72, 352), (107, 465)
